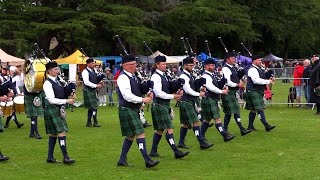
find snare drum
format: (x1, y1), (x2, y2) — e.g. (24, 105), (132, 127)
(24, 58), (50, 93)
(0, 101), (13, 116)
(13, 96), (25, 113)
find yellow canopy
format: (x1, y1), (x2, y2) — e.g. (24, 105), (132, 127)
(54, 50), (102, 65)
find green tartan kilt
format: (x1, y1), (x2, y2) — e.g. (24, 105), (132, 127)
(119, 106), (145, 137)
(151, 103), (173, 131)
(24, 93), (44, 118)
(179, 101), (199, 125)
(44, 100), (68, 135)
(221, 90), (240, 114)
(245, 90), (265, 110)
(83, 88), (99, 109)
(201, 97), (220, 120)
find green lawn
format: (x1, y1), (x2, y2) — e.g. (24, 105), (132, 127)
(1, 101), (319, 179)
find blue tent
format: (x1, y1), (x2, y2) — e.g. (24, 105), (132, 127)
(197, 52), (218, 62)
(94, 56), (122, 68)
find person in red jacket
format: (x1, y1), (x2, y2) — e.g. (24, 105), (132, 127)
(293, 62), (305, 107)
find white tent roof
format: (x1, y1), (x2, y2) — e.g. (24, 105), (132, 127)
(149, 50), (181, 64)
(0, 49), (25, 66)
(262, 53), (283, 61)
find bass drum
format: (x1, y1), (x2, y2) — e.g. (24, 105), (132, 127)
(24, 58), (50, 93)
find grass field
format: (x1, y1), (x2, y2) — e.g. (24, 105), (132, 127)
(1, 81), (319, 179)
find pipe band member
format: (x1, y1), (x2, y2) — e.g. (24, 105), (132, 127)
(245, 55), (276, 132)
(43, 61), (76, 164)
(116, 55), (160, 168)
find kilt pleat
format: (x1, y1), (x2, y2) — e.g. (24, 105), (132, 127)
(24, 93), (44, 118)
(83, 88), (99, 108)
(179, 101), (198, 125)
(151, 103), (173, 130)
(43, 99), (68, 135)
(245, 90), (265, 110)
(221, 90), (240, 114)
(201, 97), (220, 120)
(119, 107), (145, 137)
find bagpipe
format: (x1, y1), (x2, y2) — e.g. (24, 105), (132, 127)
(143, 41), (184, 94)
(218, 37), (246, 80)
(0, 78), (16, 96)
(115, 35), (154, 95)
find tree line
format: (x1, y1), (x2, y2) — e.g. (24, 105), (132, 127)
(1, 0), (320, 61)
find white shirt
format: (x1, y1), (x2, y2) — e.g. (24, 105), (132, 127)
(10, 75), (20, 94)
(117, 70), (143, 103)
(43, 75), (67, 105)
(82, 68), (97, 88)
(202, 70), (223, 94)
(221, 64), (238, 87)
(247, 65), (270, 85)
(151, 70), (174, 100)
(180, 69), (200, 97)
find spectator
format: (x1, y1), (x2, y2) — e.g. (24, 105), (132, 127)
(171, 65), (182, 77)
(293, 61), (304, 107)
(302, 59), (312, 107)
(105, 67), (114, 106)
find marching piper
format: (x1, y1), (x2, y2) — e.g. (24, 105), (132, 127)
(82, 58), (103, 127)
(149, 55), (189, 159)
(116, 55), (159, 168)
(221, 52), (251, 136)
(200, 58), (235, 142)
(245, 55), (276, 132)
(178, 57), (213, 150)
(43, 61), (76, 164)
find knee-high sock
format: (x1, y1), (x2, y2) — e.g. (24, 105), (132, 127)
(151, 133), (162, 153)
(215, 122), (226, 137)
(119, 138), (133, 163)
(48, 136), (57, 159)
(33, 117), (40, 135)
(136, 138), (150, 162)
(248, 111), (256, 129)
(6, 115), (12, 125)
(58, 136), (68, 159)
(201, 121), (210, 137)
(178, 127), (188, 145)
(92, 109), (98, 122)
(223, 114), (231, 131)
(193, 126), (204, 143)
(12, 112), (20, 125)
(87, 109), (93, 124)
(30, 117), (36, 135)
(166, 133), (178, 152)
(257, 110), (269, 126)
(234, 114), (245, 130)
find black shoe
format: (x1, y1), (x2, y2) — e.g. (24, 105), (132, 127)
(149, 152), (164, 158)
(208, 123), (214, 127)
(36, 134), (42, 139)
(174, 150), (189, 159)
(143, 122), (152, 128)
(17, 123), (24, 128)
(63, 157), (75, 164)
(247, 127), (258, 131)
(200, 141), (214, 150)
(47, 158), (61, 163)
(178, 144), (190, 149)
(29, 134), (35, 138)
(117, 161), (134, 167)
(240, 129), (251, 136)
(93, 123), (101, 127)
(0, 129), (3, 133)
(223, 134), (235, 142)
(265, 125), (276, 132)
(4, 124), (8, 128)
(145, 159), (160, 168)
(86, 123), (92, 127)
(0, 152), (9, 162)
